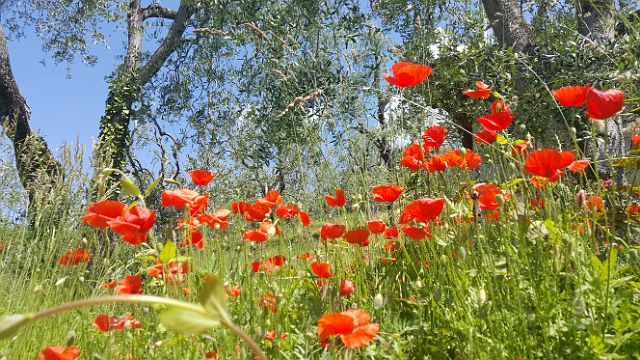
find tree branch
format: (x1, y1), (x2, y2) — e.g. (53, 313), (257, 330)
(138, 1), (196, 84)
(141, 4), (178, 20)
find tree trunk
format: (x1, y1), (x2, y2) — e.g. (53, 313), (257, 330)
(0, 24), (62, 211)
(93, 0), (195, 196)
(577, 0), (623, 183)
(577, 0), (616, 44)
(481, 0), (536, 53)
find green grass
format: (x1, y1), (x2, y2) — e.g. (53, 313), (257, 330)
(1, 161), (640, 360)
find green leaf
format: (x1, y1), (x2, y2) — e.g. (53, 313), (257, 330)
(158, 241), (177, 264)
(144, 175), (163, 198)
(159, 307), (219, 335)
(501, 178), (525, 188)
(496, 134), (508, 145)
(612, 157), (640, 168)
(199, 275), (230, 322)
(0, 314), (32, 340)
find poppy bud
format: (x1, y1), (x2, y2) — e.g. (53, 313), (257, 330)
(214, 223), (221, 230)
(119, 174), (141, 197)
(66, 331), (76, 347)
(339, 280), (355, 297)
(353, 203), (360, 210)
(477, 287), (487, 305)
(101, 168), (116, 177)
(373, 293), (385, 309)
(458, 147), (467, 157)
(569, 127), (577, 135)
(496, 194), (504, 205)
(576, 190), (586, 207)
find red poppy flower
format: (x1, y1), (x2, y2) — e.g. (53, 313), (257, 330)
(162, 188), (205, 209)
(245, 200), (273, 222)
(399, 198), (445, 224)
(383, 240), (399, 252)
(384, 62), (432, 88)
(101, 280), (116, 289)
(189, 169), (215, 186)
(529, 197), (545, 211)
(231, 201), (250, 214)
(180, 230), (204, 249)
(147, 260), (189, 282)
(401, 225), (431, 240)
(82, 200), (126, 228)
(317, 309), (380, 348)
(320, 222), (347, 240)
(422, 125), (446, 149)
(524, 149), (575, 182)
(344, 228), (370, 246)
(485, 209), (501, 221)
(462, 81), (491, 99)
(197, 209), (231, 230)
(252, 255), (287, 273)
(37, 346), (81, 360)
(275, 203), (299, 219)
(628, 204), (640, 214)
(264, 190), (283, 205)
(226, 285), (241, 298)
(631, 134), (640, 146)
(243, 229), (268, 243)
(585, 87), (624, 120)
(474, 129), (497, 144)
(425, 155), (447, 173)
(107, 206), (155, 245)
(567, 159), (590, 173)
(311, 262), (332, 278)
(511, 140), (529, 156)
(441, 149), (482, 170)
(298, 210), (311, 226)
(371, 184), (404, 203)
(326, 188), (346, 207)
(472, 183), (508, 211)
(367, 220), (386, 234)
(383, 226), (399, 239)
(400, 143), (427, 172)
(258, 292), (278, 312)
(297, 252), (313, 260)
(552, 85), (589, 106)
(92, 313), (142, 332)
(116, 275), (142, 295)
(586, 195), (604, 212)
(339, 280), (355, 296)
(477, 100), (514, 131)
(58, 248), (90, 266)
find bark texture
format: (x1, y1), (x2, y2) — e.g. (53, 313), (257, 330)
(577, 0), (623, 183)
(95, 0), (196, 174)
(481, 0), (536, 52)
(0, 24), (62, 207)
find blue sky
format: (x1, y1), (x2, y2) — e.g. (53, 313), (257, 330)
(7, 28), (120, 151)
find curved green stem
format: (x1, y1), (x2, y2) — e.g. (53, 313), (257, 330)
(31, 295), (206, 322)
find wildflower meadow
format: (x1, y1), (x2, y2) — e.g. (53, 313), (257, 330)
(1, 1), (640, 359)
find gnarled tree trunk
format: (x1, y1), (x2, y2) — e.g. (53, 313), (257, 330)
(0, 24), (62, 212)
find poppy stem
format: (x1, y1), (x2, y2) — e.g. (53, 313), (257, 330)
(222, 320), (268, 360)
(20, 295), (267, 359)
(30, 295), (206, 323)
